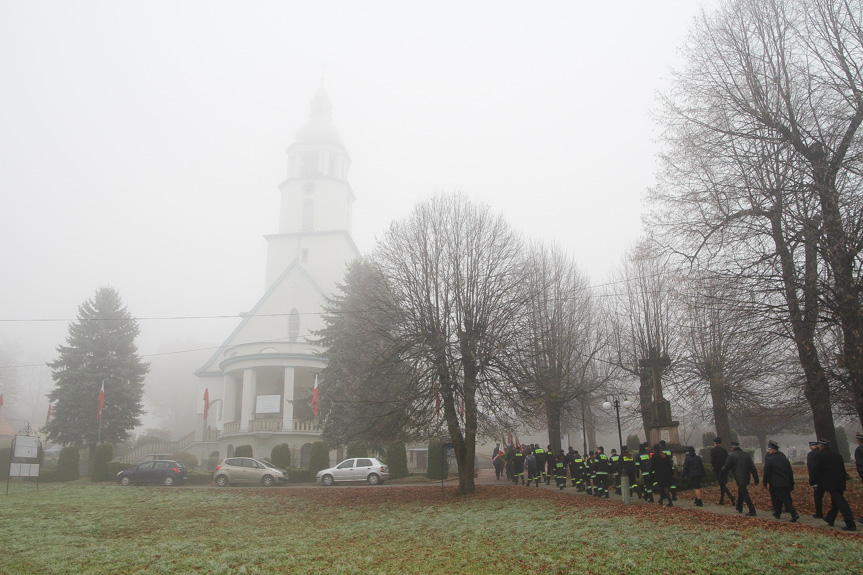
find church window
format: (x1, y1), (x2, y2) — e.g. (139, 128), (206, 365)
(301, 151), (318, 176)
(288, 309), (300, 342)
(302, 200), (314, 230)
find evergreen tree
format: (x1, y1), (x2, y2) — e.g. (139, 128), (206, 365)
(45, 287), (148, 463)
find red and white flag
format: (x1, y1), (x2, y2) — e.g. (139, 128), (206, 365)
(312, 375), (319, 418)
(46, 403), (52, 425)
(203, 388), (210, 420)
(0, 393), (4, 412)
(97, 382), (105, 420)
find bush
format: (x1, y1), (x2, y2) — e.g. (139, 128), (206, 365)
(234, 445), (253, 457)
(271, 444), (292, 469)
(426, 439), (449, 480)
(57, 446), (80, 482)
(91, 444), (114, 482)
(286, 467), (316, 483)
(170, 451), (199, 471)
(346, 442), (368, 458)
(187, 471), (212, 486)
(626, 434), (641, 453)
(308, 441), (330, 474)
(385, 441), (409, 480)
(0, 447), (10, 480)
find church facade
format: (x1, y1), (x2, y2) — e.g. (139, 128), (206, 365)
(194, 88), (359, 467)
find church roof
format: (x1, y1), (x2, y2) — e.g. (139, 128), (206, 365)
(293, 86), (344, 147)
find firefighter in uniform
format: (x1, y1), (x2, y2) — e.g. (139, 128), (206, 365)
(609, 448), (621, 495)
(636, 442), (654, 502)
(595, 446), (611, 498)
(620, 446), (637, 498)
(534, 444), (547, 485)
(554, 453), (567, 490)
(660, 440), (678, 501)
(513, 445), (525, 485)
(570, 450), (585, 490)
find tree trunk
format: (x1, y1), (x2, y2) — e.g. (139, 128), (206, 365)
(707, 369), (732, 444)
(545, 400), (563, 455)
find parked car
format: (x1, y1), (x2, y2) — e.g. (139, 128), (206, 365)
(316, 457), (390, 486)
(213, 457), (289, 487)
(117, 460), (188, 486)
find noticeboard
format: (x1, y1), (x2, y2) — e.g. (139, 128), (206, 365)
(14, 435), (39, 459)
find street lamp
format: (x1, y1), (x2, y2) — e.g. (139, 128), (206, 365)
(602, 395), (633, 503)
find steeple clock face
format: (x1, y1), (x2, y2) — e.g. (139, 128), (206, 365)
(303, 181), (316, 195)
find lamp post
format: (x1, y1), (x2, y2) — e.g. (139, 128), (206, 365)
(602, 395), (632, 504)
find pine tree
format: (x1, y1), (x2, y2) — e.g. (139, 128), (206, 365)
(45, 287), (148, 462)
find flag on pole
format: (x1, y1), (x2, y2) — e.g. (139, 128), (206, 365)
(0, 393), (4, 412)
(312, 375), (319, 418)
(203, 388), (210, 420)
(97, 382), (105, 420)
(46, 403), (52, 425)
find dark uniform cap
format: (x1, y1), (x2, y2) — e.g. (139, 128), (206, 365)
(730, 441), (740, 447)
(808, 441), (819, 447)
(856, 432), (863, 441)
(818, 439), (830, 446)
(767, 440), (779, 450)
(713, 437), (722, 444)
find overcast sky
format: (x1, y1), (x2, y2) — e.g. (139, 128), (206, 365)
(0, 1), (716, 383)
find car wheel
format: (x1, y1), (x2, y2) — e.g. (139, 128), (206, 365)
(119, 476), (131, 486)
(262, 475), (274, 487)
(368, 473), (380, 485)
(321, 474), (334, 486)
(164, 476), (175, 486)
(215, 475), (230, 487)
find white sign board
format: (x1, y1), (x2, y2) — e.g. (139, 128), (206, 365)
(14, 436), (39, 459)
(660, 429), (671, 443)
(255, 395), (281, 414)
(10, 463), (40, 477)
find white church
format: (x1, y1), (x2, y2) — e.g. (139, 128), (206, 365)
(194, 88), (360, 467)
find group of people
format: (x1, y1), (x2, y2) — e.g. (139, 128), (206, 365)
(491, 440), (687, 506)
(489, 432), (862, 532)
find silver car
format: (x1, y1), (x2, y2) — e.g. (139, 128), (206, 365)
(316, 457), (390, 486)
(213, 457), (288, 487)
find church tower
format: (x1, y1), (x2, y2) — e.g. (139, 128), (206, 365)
(193, 88), (359, 466)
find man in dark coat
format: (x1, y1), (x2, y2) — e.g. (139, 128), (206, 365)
(810, 439), (857, 531)
(762, 440), (799, 522)
(855, 432), (863, 483)
(719, 441), (759, 516)
(710, 437), (735, 506)
(806, 440), (826, 518)
(651, 444), (674, 507)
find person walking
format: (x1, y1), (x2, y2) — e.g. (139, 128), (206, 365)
(569, 450), (585, 490)
(492, 443), (504, 480)
(554, 453), (567, 490)
(620, 446), (637, 499)
(513, 445), (525, 485)
(594, 446), (611, 498)
(651, 445), (674, 507)
(682, 446), (706, 507)
(807, 440), (826, 519)
(810, 439), (857, 531)
(719, 441), (759, 516)
(533, 444), (547, 485)
(636, 442), (654, 502)
(762, 440), (799, 522)
(710, 437), (735, 506)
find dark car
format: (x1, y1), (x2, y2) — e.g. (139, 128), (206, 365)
(117, 460), (188, 486)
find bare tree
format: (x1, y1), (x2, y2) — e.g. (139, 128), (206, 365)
(320, 194), (526, 495)
(647, 0), (858, 441)
(514, 242), (611, 454)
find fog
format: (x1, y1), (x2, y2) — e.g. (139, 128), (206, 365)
(0, 1), (716, 433)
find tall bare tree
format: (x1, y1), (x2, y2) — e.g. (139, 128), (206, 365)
(514, 243), (610, 454)
(319, 194), (526, 495)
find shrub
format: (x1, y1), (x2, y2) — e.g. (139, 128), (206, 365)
(626, 434), (641, 453)
(234, 445), (253, 457)
(346, 442), (367, 458)
(0, 447), (10, 480)
(57, 446), (80, 482)
(91, 444), (114, 481)
(385, 441), (409, 480)
(426, 439), (449, 480)
(106, 460), (136, 478)
(187, 471), (212, 486)
(702, 432), (716, 448)
(271, 444), (292, 469)
(286, 467), (316, 483)
(170, 451), (199, 471)
(308, 441), (330, 474)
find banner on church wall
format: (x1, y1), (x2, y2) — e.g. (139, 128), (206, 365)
(256, 395), (281, 414)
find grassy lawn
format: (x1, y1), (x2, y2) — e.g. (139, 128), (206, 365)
(1, 481), (861, 574)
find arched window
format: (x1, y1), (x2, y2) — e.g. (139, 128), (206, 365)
(288, 309), (300, 342)
(302, 200), (314, 230)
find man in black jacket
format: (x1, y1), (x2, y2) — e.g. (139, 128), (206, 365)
(806, 441), (826, 518)
(710, 437), (735, 506)
(719, 441), (759, 516)
(762, 440), (799, 522)
(810, 439), (857, 531)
